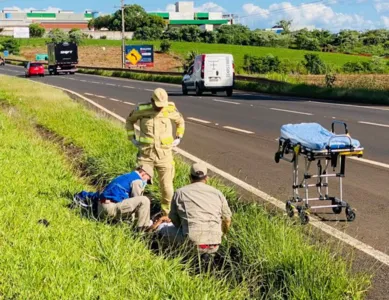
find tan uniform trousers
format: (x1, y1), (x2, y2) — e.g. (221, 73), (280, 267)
(98, 196), (150, 228)
(138, 151), (175, 215)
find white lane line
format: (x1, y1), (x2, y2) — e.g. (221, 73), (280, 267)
(123, 86), (135, 89)
(80, 80), (87, 82)
(187, 117), (211, 124)
(90, 81), (100, 84)
(213, 99), (240, 105)
(38, 83), (389, 268)
(123, 102), (135, 106)
(350, 157), (389, 169)
(84, 93), (94, 96)
(109, 98), (120, 102)
(96, 95), (106, 99)
(309, 101), (389, 111)
(270, 108), (313, 116)
(144, 88), (154, 92)
(358, 121), (389, 128)
(106, 83), (116, 86)
(223, 126), (255, 134)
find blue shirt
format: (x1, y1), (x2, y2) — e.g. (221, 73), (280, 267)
(101, 171), (142, 203)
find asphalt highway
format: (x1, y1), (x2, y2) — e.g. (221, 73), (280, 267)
(1, 64), (389, 297)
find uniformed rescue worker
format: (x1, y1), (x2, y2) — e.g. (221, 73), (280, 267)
(157, 162), (232, 254)
(75, 165), (154, 231)
(126, 88), (185, 215)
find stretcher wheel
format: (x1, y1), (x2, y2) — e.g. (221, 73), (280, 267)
(286, 201), (294, 218)
(299, 211), (309, 225)
(275, 152), (281, 163)
(332, 206), (342, 215)
(346, 208), (356, 222)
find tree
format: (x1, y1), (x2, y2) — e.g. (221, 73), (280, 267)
(276, 19), (292, 34)
(69, 28), (87, 44)
(180, 26), (202, 42)
(217, 24), (251, 45)
(90, 15), (112, 30)
(303, 54), (326, 74)
(160, 40), (171, 53)
(1, 38), (20, 55)
(48, 29), (68, 43)
(134, 26), (163, 40)
(29, 23), (45, 38)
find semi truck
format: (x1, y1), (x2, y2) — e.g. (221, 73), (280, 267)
(47, 42), (78, 75)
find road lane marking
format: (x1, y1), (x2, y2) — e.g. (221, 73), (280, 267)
(106, 83), (116, 86)
(350, 157), (389, 169)
(123, 86), (135, 89)
(80, 80), (87, 82)
(223, 126), (254, 134)
(187, 117), (211, 124)
(213, 99), (240, 105)
(38, 84), (389, 267)
(109, 98), (120, 102)
(270, 108), (313, 116)
(358, 121), (389, 128)
(91, 81), (100, 84)
(123, 102), (135, 106)
(96, 95), (106, 99)
(84, 93), (94, 96)
(310, 101), (389, 111)
(144, 88), (154, 92)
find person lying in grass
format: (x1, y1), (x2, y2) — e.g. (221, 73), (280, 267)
(74, 165), (154, 231)
(151, 162), (232, 254)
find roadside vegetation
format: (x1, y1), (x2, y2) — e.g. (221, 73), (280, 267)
(0, 75), (371, 298)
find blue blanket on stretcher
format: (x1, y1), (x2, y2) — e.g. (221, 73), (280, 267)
(280, 123), (361, 150)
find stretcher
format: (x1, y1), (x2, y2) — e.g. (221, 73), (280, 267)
(274, 121), (364, 224)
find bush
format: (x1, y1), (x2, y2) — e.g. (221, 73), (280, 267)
(325, 73), (337, 88)
(29, 23), (45, 38)
(69, 29), (87, 45)
(48, 29), (68, 43)
(100, 36), (107, 40)
(303, 53), (326, 74)
(243, 54), (281, 74)
(160, 40), (171, 53)
(134, 26), (163, 40)
(342, 62), (365, 73)
(0, 38), (20, 55)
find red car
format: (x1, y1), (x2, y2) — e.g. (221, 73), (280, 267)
(25, 62), (45, 77)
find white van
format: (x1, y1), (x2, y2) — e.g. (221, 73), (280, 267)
(182, 54), (235, 96)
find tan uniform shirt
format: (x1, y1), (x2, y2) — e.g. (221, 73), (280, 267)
(169, 182), (232, 245)
(126, 102), (185, 159)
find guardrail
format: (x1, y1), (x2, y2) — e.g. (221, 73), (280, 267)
(5, 58), (284, 85)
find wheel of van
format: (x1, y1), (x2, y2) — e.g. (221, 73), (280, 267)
(195, 84), (203, 96)
(182, 84), (188, 95)
(212, 91), (217, 95)
(226, 88), (233, 97)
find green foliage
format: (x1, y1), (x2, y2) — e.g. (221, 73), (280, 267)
(303, 53), (327, 74)
(69, 29), (88, 45)
(0, 38), (20, 55)
(29, 23), (45, 38)
(134, 26), (163, 40)
(243, 54), (282, 74)
(325, 73), (337, 88)
(48, 29), (68, 43)
(160, 40), (171, 53)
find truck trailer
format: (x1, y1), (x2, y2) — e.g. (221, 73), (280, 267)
(47, 42), (78, 75)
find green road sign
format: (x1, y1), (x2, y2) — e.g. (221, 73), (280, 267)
(36, 54), (48, 61)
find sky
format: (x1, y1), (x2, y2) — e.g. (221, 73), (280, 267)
(2, 0), (388, 32)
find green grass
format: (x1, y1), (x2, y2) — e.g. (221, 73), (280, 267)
(0, 75), (371, 299)
(0, 82), (249, 299)
(6, 37), (373, 72)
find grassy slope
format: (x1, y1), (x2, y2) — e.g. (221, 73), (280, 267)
(0, 86), (248, 298)
(9, 38), (371, 71)
(0, 75), (371, 299)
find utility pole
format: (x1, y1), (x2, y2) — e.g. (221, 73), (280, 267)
(121, 0), (125, 69)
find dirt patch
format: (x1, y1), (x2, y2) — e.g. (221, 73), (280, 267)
(21, 46), (183, 72)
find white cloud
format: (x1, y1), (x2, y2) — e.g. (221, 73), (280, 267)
(241, 2), (375, 31)
(194, 2), (226, 13)
(374, 1), (389, 13)
(382, 16), (389, 27)
(3, 6), (62, 12)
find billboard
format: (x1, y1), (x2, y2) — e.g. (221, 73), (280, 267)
(125, 45), (154, 68)
(13, 27), (30, 38)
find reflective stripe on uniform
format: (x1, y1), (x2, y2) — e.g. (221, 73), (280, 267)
(161, 136), (174, 145)
(176, 127), (185, 135)
(127, 130), (135, 136)
(139, 137), (154, 144)
(137, 104), (153, 111)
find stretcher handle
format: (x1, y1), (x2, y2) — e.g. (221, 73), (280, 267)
(332, 121), (349, 135)
(328, 134), (354, 149)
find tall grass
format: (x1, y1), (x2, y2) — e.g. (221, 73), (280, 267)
(0, 75), (371, 299)
(0, 105), (246, 298)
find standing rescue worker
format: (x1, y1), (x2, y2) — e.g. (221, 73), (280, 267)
(158, 162), (232, 254)
(126, 88), (185, 215)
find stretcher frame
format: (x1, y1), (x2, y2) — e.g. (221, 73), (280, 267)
(275, 121), (364, 224)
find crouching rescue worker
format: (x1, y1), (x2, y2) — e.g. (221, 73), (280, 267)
(158, 162), (232, 254)
(126, 88), (185, 216)
(74, 165), (154, 231)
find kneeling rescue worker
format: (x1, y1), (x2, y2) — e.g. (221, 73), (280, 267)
(126, 88), (185, 216)
(158, 162), (232, 254)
